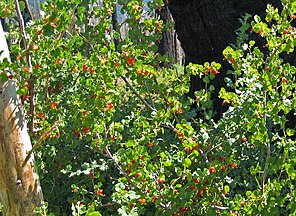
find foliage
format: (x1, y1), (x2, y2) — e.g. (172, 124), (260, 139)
(0, 0), (296, 215)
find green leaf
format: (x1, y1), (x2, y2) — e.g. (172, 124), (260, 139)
(224, 185), (230, 194)
(286, 128), (295, 137)
(86, 212), (102, 216)
(182, 158), (191, 168)
(19, 1), (25, 11)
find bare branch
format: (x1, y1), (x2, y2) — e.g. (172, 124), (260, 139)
(211, 205), (230, 211)
(121, 75), (157, 112)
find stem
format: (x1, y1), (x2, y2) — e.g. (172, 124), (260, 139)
(104, 146), (142, 193)
(121, 75), (157, 112)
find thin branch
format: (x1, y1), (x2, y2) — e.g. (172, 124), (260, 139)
(14, 0), (36, 135)
(104, 146), (142, 193)
(211, 205), (230, 211)
(22, 123), (59, 168)
(144, 81), (156, 110)
(121, 75), (157, 112)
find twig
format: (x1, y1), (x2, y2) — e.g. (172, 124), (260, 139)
(22, 123), (59, 168)
(104, 146), (142, 193)
(211, 205), (230, 211)
(14, 0), (35, 135)
(121, 75), (157, 112)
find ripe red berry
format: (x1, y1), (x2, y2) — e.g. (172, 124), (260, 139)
(193, 178), (200, 184)
(136, 172), (142, 178)
(184, 147), (190, 152)
(221, 165), (227, 172)
(97, 189), (103, 195)
(211, 69), (219, 75)
(190, 185), (197, 191)
(83, 127), (90, 134)
(23, 67), (29, 73)
(158, 178), (165, 184)
(73, 129), (79, 136)
(209, 167), (215, 173)
(229, 163), (237, 169)
(82, 64), (88, 72)
(50, 101), (58, 109)
(127, 58), (135, 66)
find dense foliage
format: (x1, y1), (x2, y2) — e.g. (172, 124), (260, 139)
(1, 0), (296, 215)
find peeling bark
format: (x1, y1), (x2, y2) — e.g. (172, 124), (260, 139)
(0, 22), (44, 216)
(157, 4), (185, 66)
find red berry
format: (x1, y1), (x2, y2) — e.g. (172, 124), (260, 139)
(136, 172), (142, 178)
(190, 185), (197, 191)
(221, 165), (227, 172)
(50, 101), (58, 109)
(127, 58), (135, 66)
(211, 69), (219, 75)
(158, 178), (165, 184)
(97, 189), (103, 195)
(83, 127), (90, 133)
(82, 64), (88, 72)
(209, 167), (215, 173)
(193, 178), (200, 184)
(74, 129), (79, 136)
(23, 67), (29, 73)
(229, 163), (237, 169)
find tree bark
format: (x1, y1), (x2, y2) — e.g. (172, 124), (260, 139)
(157, 4), (185, 66)
(0, 21), (44, 216)
(168, 0), (285, 120)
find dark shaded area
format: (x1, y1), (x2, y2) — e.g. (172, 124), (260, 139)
(166, 0), (286, 121)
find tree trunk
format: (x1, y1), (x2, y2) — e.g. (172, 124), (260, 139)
(168, 0), (284, 120)
(157, 4), (185, 66)
(0, 22), (44, 216)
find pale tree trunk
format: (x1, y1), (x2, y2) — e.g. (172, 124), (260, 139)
(0, 22), (44, 216)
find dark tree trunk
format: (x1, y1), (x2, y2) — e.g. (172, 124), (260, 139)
(167, 0), (285, 120)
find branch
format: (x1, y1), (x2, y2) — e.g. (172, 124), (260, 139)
(211, 205), (230, 211)
(121, 75), (157, 112)
(22, 123), (59, 168)
(104, 146), (142, 193)
(14, 0), (35, 135)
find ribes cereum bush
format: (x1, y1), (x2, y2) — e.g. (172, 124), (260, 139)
(1, 0), (296, 215)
